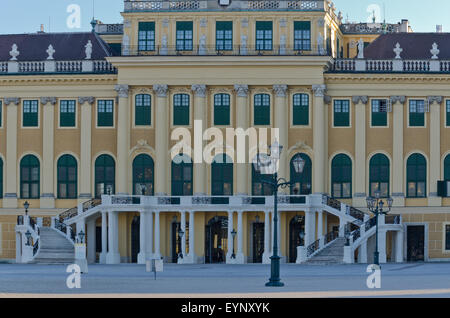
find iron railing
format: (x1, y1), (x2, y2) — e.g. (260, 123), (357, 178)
(324, 230), (338, 245)
(33, 239), (39, 256)
(306, 239), (320, 257)
(365, 217), (376, 232)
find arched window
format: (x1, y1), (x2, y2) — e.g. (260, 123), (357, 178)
(95, 155), (115, 198)
(135, 94), (151, 126)
(407, 153), (427, 198)
(292, 94), (309, 126)
(57, 155), (77, 199)
(173, 94), (190, 126)
(171, 154), (193, 196)
(369, 154), (389, 197)
(331, 154), (352, 199)
(211, 154), (233, 195)
(133, 154), (154, 195)
(252, 156), (274, 196)
(445, 155), (450, 182)
(20, 155), (40, 199)
(290, 153), (312, 195)
(254, 94), (270, 125)
(0, 157), (3, 198)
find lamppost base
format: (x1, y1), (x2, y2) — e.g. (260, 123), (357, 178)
(265, 281), (285, 287)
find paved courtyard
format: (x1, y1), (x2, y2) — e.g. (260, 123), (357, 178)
(1, 262), (450, 297)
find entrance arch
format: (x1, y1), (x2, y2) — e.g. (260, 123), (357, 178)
(205, 216), (228, 264)
(289, 216), (305, 263)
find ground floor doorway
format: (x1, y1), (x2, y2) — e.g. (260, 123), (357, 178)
(407, 225), (425, 262)
(205, 216), (228, 264)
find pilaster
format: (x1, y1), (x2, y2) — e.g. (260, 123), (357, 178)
(352, 96), (368, 207)
(114, 85), (130, 195)
(153, 85), (169, 195)
(78, 97), (95, 202)
(234, 84), (249, 195)
(192, 84), (207, 195)
(312, 84), (327, 194)
(4, 98), (20, 208)
(273, 85), (288, 191)
(391, 96), (406, 206)
(428, 96), (443, 206)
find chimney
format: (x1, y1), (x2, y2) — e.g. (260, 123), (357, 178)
(400, 19), (409, 33)
(436, 25), (443, 33)
(37, 24), (45, 34)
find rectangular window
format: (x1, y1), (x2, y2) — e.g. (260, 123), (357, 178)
(294, 21), (311, 51)
(173, 94), (190, 125)
(409, 100), (425, 127)
(214, 94), (230, 125)
(446, 100), (450, 126)
(97, 100), (114, 127)
(138, 22), (155, 51)
(60, 100), (76, 127)
(216, 21), (233, 51)
(135, 95), (151, 126)
(256, 21), (272, 51)
(334, 100), (350, 127)
(254, 94), (270, 125)
(293, 94), (309, 126)
(23, 100), (39, 127)
(176, 21), (193, 51)
(371, 99), (388, 127)
(446, 225), (450, 250)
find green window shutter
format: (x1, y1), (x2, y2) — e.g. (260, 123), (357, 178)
(446, 101), (450, 126)
(294, 21), (311, 51)
(176, 21), (193, 51)
(407, 153), (427, 198)
(171, 155), (193, 196)
(173, 94), (190, 125)
(138, 22), (155, 51)
(97, 100), (114, 127)
(23, 100), (39, 127)
(57, 155), (77, 199)
(371, 99), (388, 126)
(292, 94), (309, 125)
(409, 100), (425, 127)
(95, 155), (115, 198)
(20, 155), (40, 199)
(60, 100), (76, 127)
(211, 155), (233, 195)
(254, 94), (270, 125)
(256, 21), (273, 51)
(216, 21), (233, 51)
(135, 94), (151, 126)
(214, 94), (230, 125)
(132, 154), (154, 195)
(369, 154), (390, 197)
(334, 100), (350, 127)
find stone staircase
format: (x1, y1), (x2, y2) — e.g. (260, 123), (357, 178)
(305, 238), (346, 265)
(32, 227), (75, 264)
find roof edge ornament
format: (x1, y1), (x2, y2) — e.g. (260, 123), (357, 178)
(393, 42), (403, 59)
(85, 40), (93, 60)
(431, 42), (440, 60)
(9, 44), (19, 61)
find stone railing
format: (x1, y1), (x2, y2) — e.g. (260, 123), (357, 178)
(1, 60), (117, 75)
(124, 0), (325, 12)
(331, 58), (450, 73)
(95, 23), (124, 34)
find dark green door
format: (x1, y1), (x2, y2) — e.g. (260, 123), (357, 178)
(131, 216), (140, 263)
(252, 223), (264, 263)
(407, 226), (425, 262)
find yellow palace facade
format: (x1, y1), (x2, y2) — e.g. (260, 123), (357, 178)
(2, 0), (450, 265)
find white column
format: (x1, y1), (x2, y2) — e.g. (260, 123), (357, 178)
(428, 96), (442, 206)
(304, 209), (314, 247)
(234, 85), (249, 195)
(86, 219), (96, 264)
(186, 211), (196, 263)
(236, 211), (244, 263)
(78, 97), (94, 201)
(312, 85), (327, 194)
(115, 85), (130, 195)
(395, 231), (404, 263)
(40, 97), (56, 208)
(317, 211), (323, 247)
(392, 96), (406, 206)
(359, 241), (368, 263)
(353, 96), (368, 207)
(262, 211), (271, 264)
(146, 211), (153, 258)
(4, 98), (19, 208)
(378, 230), (387, 264)
(154, 211), (161, 259)
(106, 211), (120, 264)
(192, 85), (207, 195)
(273, 85), (288, 191)
(138, 211), (147, 264)
(153, 85), (169, 195)
(226, 211), (234, 263)
(100, 211), (107, 264)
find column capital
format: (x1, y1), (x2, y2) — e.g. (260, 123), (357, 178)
(40, 97), (57, 105)
(324, 95), (332, 104)
(191, 84), (207, 97)
(389, 96), (406, 105)
(234, 84), (249, 97)
(272, 84), (288, 98)
(78, 96), (95, 105)
(153, 84), (169, 98)
(427, 96), (443, 104)
(352, 96), (368, 104)
(312, 84), (327, 97)
(4, 97), (20, 106)
(114, 84), (130, 98)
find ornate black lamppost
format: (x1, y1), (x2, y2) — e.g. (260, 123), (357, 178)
(231, 229), (237, 259)
(366, 191), (393, 266)
(24, 201), (30, 216)
(25, 230), (32, 246)
(78, 230), (85, 244)
(253, 141), (305, 287)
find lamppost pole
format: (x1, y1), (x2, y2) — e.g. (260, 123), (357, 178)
(374, 205), (379, 265)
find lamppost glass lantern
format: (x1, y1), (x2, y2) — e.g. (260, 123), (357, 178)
(25, 230), (32, 246)
(24, 201), (30, 216)
(231, 229), (237, 259)
(291, 155), (306, 174)
(269, 140), (283, 159)
(78, 230), (85, 244)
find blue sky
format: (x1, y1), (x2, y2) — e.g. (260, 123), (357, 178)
(0, 0), (447, 34)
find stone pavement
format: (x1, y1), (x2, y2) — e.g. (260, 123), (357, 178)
(1, 263), (450, 297)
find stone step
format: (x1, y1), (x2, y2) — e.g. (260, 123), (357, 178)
(34, 227), (75, 264)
